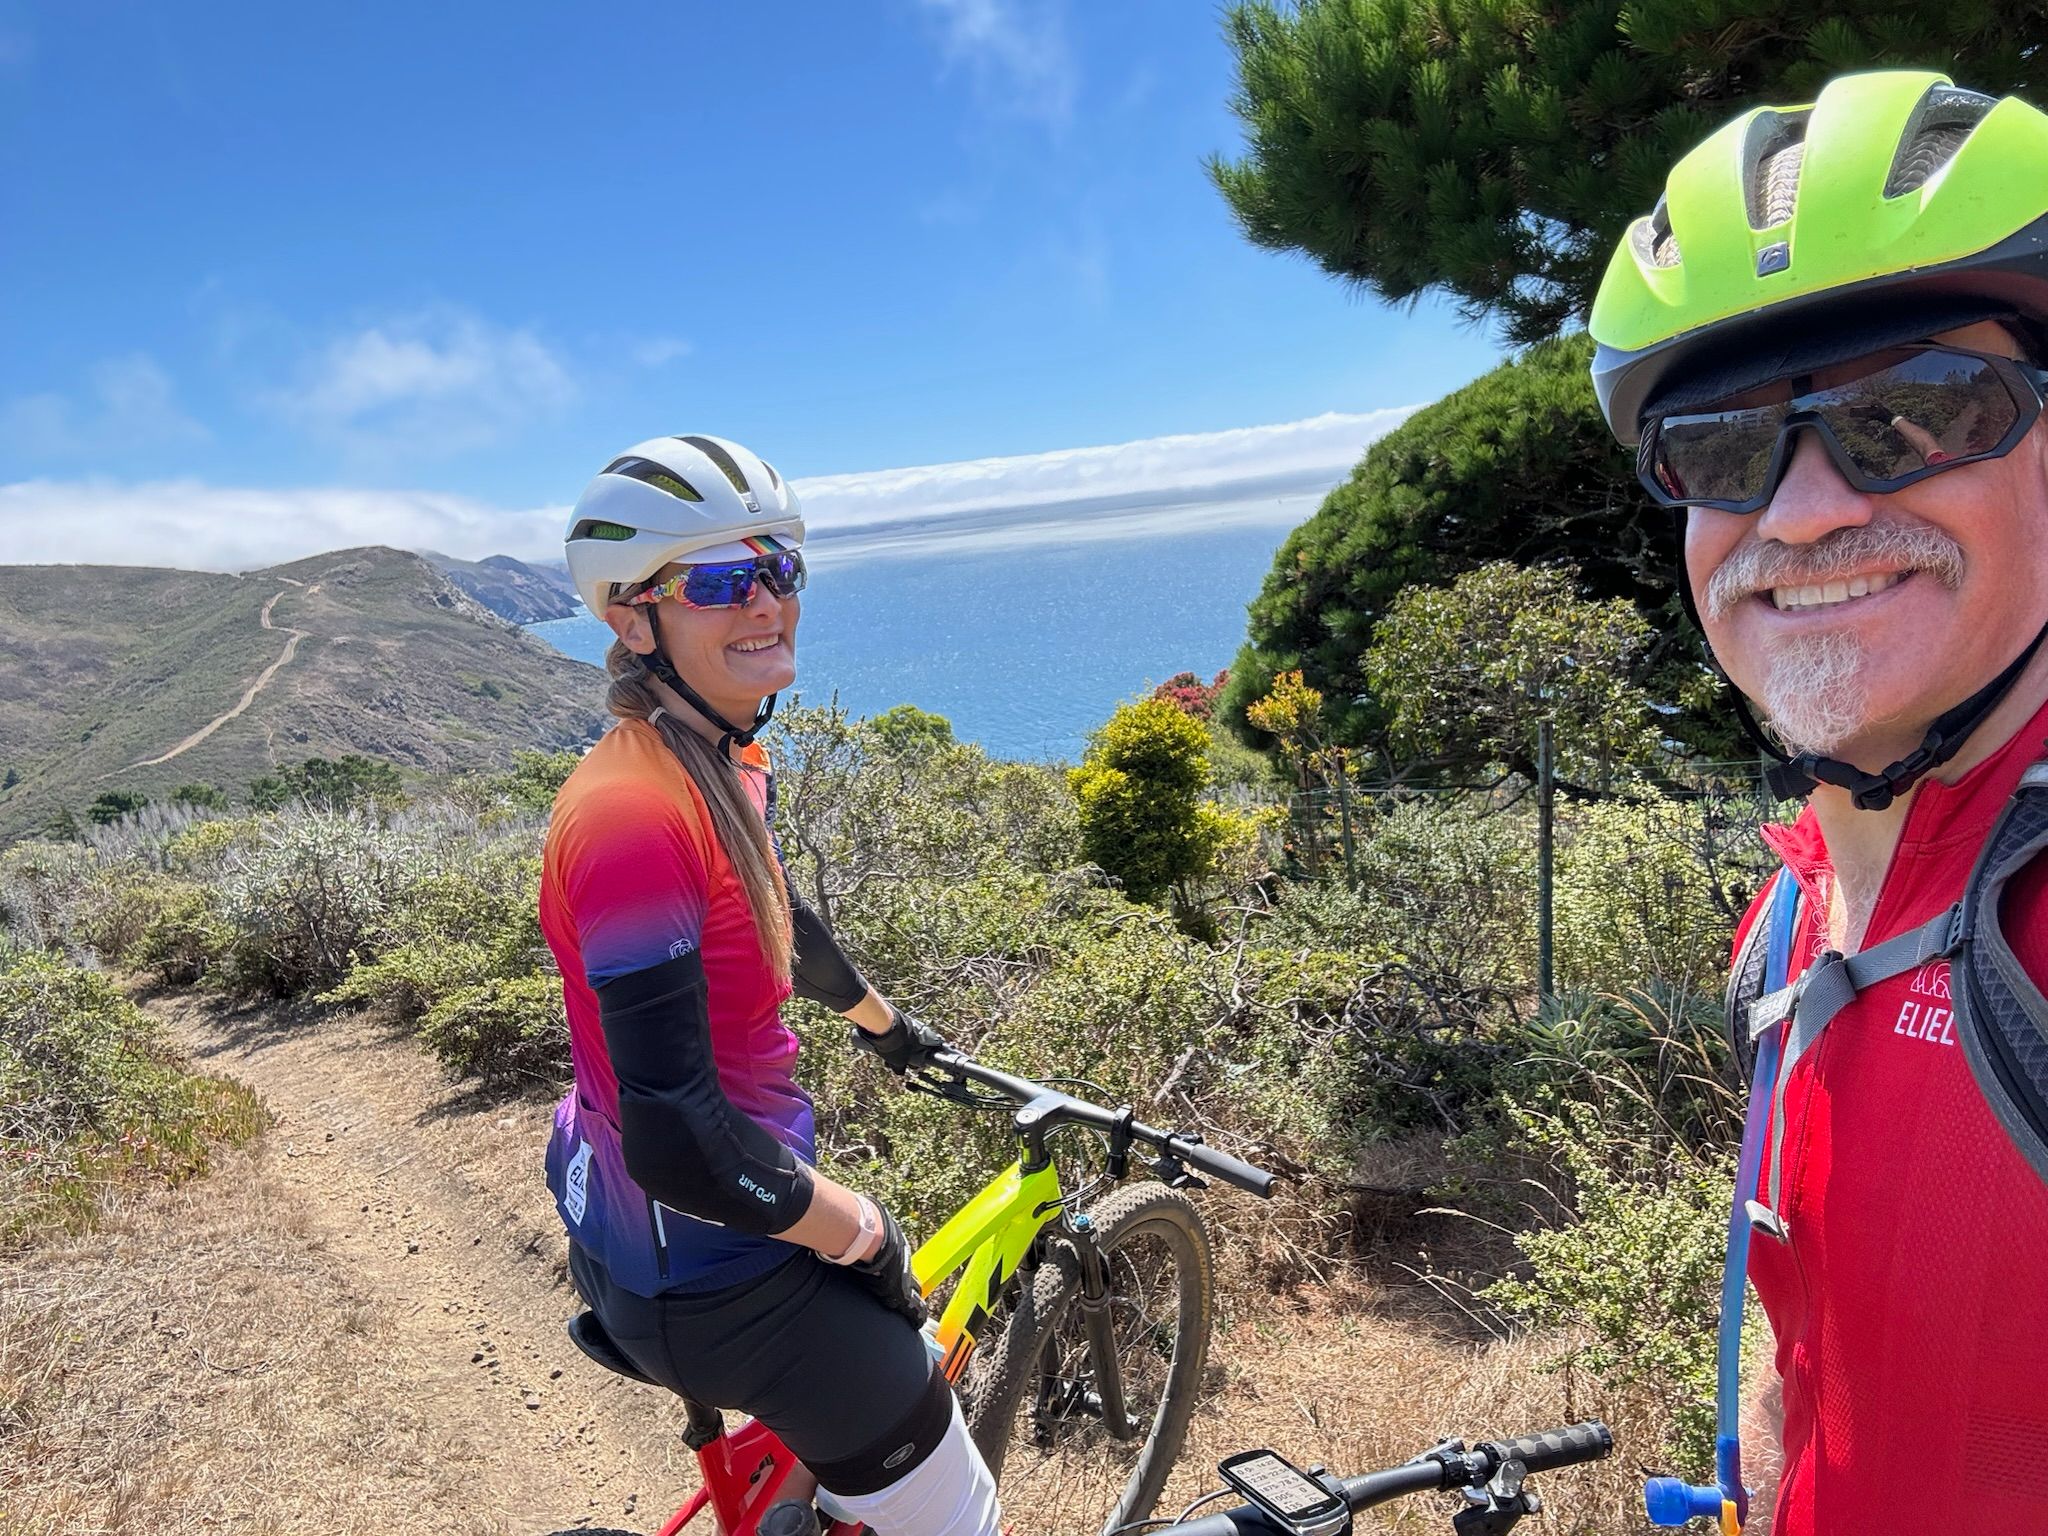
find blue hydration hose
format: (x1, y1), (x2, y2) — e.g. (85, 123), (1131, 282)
(1645, 870), (1799, 1534)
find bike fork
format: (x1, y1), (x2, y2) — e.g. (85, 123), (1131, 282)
(1071, 1219), (1135, 1441)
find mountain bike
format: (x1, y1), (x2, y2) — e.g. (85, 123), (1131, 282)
(1132, 1421), (1613, 1535)
(565, 1047), (1278, 1536)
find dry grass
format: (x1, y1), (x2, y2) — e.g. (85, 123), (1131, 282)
(0, 1149), (505, 1536)
(993, 1264), (1662, 1536)
(2, 988), (1669, 1536)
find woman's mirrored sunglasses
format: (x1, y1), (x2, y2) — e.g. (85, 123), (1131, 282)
(1640, 344), (2048, 514)
(629, 549), (807, 611)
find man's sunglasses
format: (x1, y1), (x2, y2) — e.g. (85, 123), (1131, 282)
(1639, 344), (2048, 514)
(627, 550), (807, 610)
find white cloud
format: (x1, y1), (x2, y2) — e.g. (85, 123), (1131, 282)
(0, 353), (209, 458)
(631, 336), (693, 369)
(268, 308), (573, 460)
(915, 0), (1075, 128)
(796, 408), (1417, 537)
(0, 479), (565, 573)
(0, 407), (1418, 573)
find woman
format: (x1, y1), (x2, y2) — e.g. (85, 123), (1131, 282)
(543, 434), (1002, 1534)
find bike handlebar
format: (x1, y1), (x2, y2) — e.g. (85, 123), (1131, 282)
(1474, 1422), (1613, 1476)
(1163, 1422), (1613, 1534)
(921, 1050), (1278, 1198)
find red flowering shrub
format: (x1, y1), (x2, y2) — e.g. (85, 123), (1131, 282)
(1151, 669), (1229, 722)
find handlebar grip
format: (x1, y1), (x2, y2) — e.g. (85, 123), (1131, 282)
(1172, 1138), (1279, 1198)
(1479, 1422), (1613, 1475)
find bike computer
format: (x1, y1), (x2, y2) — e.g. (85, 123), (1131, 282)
(1217, 1448), (1349, 1535)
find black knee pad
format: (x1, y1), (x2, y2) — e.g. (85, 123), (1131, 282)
(804, 1365), (956, 1497)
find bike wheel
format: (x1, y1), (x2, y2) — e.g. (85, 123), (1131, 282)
(963, 1181), (1214, 1536)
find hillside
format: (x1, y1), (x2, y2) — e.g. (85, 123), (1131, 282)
(0, 546), (607, 839)
(422, 551), (580, 624)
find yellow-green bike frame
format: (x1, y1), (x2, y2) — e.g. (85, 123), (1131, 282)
(911, 1155), (1063, 1383)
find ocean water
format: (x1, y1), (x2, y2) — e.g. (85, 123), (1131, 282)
(529, 496), (1317, 763)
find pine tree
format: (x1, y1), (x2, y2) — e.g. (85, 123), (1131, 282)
(1220, 333), (1733, 761)
(1212, 0), (2048, 345)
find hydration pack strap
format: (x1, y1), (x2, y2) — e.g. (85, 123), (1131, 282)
(1955, 761), (2048, 1183)
(1746, 899), (1966, 1234)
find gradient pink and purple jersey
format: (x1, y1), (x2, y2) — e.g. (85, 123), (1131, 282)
(540, 719), (815, 1295)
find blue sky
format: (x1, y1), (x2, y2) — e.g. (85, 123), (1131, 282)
(0, 1), (1506, 569)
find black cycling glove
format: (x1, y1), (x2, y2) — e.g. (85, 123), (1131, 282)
(848, 1203), (928, 1328)
(853, 1005), (946, 1077)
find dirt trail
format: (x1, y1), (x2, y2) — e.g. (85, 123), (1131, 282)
(97, 997), (1645, 1536)
(145, 994), (698, 1535)
(129, 590), (312, 769)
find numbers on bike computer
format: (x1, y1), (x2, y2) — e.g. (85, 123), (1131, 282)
(1217, 1448), (1350, 1536)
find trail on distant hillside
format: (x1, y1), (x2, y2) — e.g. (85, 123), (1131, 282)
(129, 590), (310, 769)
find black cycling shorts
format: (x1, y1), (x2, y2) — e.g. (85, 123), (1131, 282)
(567, 1241), (953, 1495)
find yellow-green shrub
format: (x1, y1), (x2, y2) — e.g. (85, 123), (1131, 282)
(0, 951), (263, 1242)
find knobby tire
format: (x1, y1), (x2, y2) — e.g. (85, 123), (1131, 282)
(963, 1182), (1214, 1536)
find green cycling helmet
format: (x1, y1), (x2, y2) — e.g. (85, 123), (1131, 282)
(1591, 70), (2048, 445)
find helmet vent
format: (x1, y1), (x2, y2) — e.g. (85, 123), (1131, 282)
(1885, 85), (1995, 198)
(1633, 195), (1683, 269)
(603, 456), (704, 502)
(676, 435), (753, 497)
(570, 519), (638, 542)
(1741, 109), (1811, 230)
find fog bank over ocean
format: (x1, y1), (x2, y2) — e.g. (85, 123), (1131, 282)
(533, 486), (1327, 762)
(0, 408), (1411, 573)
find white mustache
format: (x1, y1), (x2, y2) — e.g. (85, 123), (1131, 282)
(1703, 521), (1965, 620)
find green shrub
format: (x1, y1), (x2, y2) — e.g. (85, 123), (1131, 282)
(159, 816), (260, 877)
(208, 811), (439, 997)
(0, 839), (100, 954)
(0, 951), (264, 1241)
(1487, 986), (1741, 1159)
(319, 847), (544, 1023)
(869, 704), (955, 756)
(1069, 699), (1222, 906)
(1483, 1108), (1734, 1470)
(86, 789), (149, 826)
(129, 881), (233, 988)
(1554, 796), (1765, 997)
(247, 753), (405, 813)
(771, 703), (1079, 923)
(324, 938), (497, 1022)
(417, 974), (568, 1087)
(484, 749), (581, 814)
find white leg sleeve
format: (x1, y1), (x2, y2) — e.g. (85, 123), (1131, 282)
(816, 1394), (1002, 1536)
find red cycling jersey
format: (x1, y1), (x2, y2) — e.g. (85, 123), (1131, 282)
(1735, 692), (2048, 1535)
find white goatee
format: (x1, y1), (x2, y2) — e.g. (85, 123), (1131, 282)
(1757, 630), (1873, 755)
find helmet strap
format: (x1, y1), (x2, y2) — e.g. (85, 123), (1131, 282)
(1732, 619), (2048, 811)
(1679, 570), (2048, 811)
(642, 605), (777, 757)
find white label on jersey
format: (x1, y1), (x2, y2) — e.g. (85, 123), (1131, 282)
(564, 1140), (593, 1224)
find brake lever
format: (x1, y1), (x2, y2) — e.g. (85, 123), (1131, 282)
(1151, 1153), (1207, 1191)
(1452, 1458), (1540, 1536)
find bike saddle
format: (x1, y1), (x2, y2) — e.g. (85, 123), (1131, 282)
(565, 1310), (655, 1386)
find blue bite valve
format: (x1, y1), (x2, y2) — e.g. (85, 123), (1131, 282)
(1645, 1478), (1725, 1526)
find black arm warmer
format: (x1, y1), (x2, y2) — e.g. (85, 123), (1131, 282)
(594, 951), (814, 1236)
(788, 889), (871, 1013)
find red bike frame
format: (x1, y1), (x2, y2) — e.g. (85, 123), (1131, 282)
(658, 1412), (864, 1536)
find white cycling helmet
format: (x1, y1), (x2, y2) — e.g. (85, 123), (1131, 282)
(563, 433), (804, 617)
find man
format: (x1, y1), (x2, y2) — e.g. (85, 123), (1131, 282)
(1589, 70), (2048, 1535)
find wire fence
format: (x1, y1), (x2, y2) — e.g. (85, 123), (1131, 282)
(1278, 753), (1786, 996)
